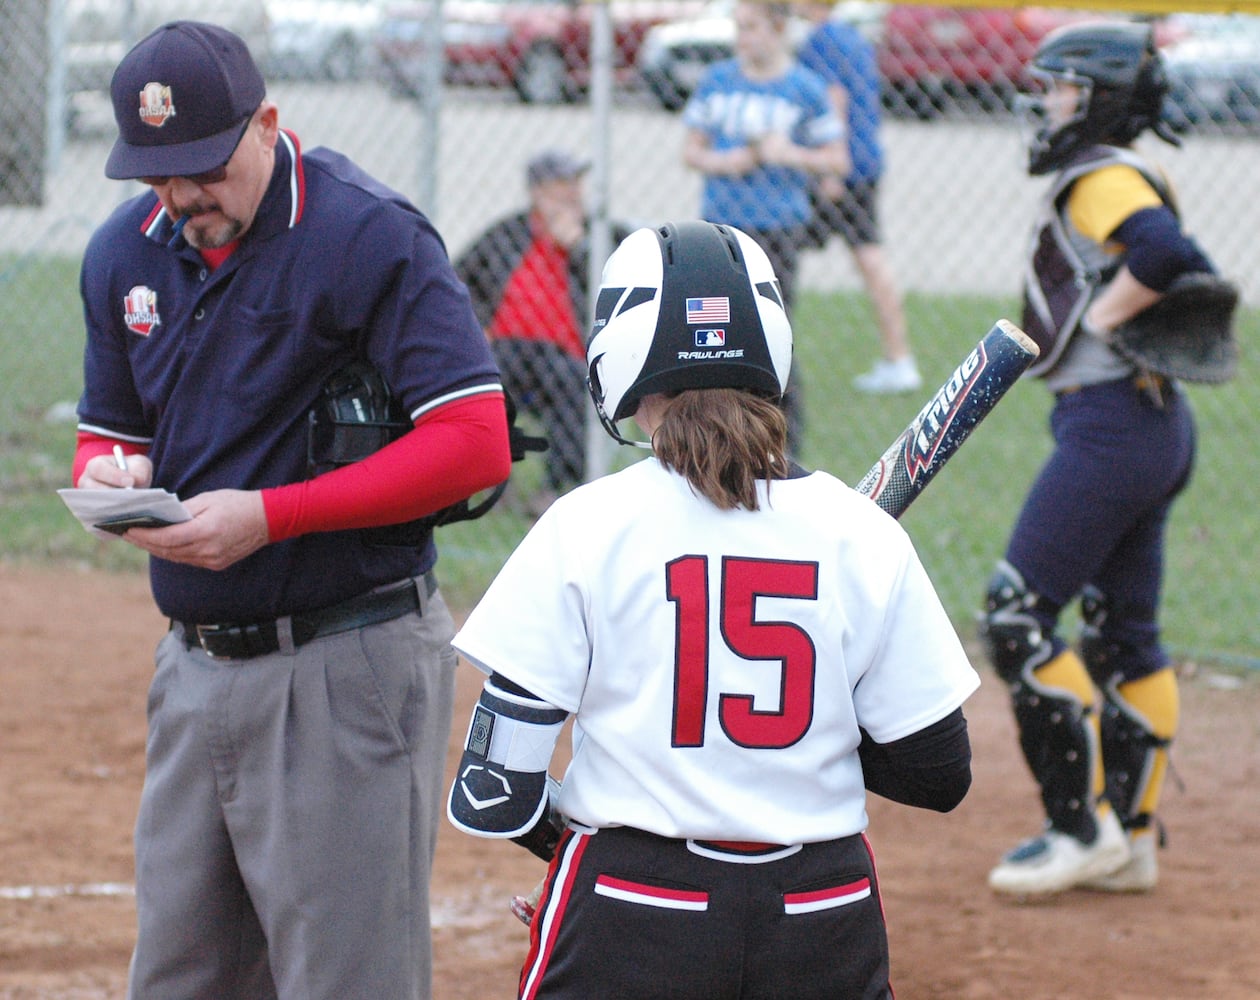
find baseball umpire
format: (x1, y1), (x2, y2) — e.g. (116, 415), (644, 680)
(445, 220), (979, 999)
(72, 21), (510, 999)
(981, 21), (1227, 896)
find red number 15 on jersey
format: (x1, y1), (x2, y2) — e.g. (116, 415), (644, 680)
(666, 555), (820, 751)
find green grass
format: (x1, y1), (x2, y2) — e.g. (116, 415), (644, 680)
(1, 253), (1254, 668)
(0, 253), (121, 567)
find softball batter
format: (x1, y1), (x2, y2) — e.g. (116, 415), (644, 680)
(447, 220), (979, 998)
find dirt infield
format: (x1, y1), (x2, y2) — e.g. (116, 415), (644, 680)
(2, 564), (1257, 999)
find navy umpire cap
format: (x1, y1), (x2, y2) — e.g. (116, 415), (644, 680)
(105, 21), (265, 180)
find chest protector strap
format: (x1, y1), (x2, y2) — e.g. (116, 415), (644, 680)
(307, 360), (547, 546)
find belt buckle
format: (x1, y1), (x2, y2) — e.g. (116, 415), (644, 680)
(195, 624), (234, 660)
(1134, 370), (1166, 408)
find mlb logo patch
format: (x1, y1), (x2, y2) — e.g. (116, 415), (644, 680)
(695, 329), (726, 347)
(686, 297), (730, 324)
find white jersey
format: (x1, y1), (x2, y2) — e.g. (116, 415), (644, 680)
(453, 457), (979, 844)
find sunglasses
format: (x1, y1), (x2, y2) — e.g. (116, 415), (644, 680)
(138, 114), (253, 188)
(140, 162), (229, 188)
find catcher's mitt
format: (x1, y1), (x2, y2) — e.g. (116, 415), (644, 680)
(1108, 272), (1240, 384)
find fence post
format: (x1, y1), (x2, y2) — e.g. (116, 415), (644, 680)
(0, 0), (49, 206)
(585, 0), (616, 480)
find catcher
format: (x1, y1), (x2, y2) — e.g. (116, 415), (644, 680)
(981, 21), (1236, 897)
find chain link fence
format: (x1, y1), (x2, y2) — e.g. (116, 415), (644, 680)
(2, 1), (1255, 665)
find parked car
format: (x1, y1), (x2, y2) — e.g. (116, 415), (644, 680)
(637, 0), (880, 112)
(266, 0), (385, 80)
(64, 0), (270, 96)
(877, 5), (1098, 117)
(1160, 13), (1260, 132)
(375, 0), (705, 104)
(637, 2), (1095, 118)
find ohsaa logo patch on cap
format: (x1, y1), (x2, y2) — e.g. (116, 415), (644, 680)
(123, 285), (161, 336)
(138, 83), (176, 127)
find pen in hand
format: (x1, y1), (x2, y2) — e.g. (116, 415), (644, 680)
(113, 444), (133, 488)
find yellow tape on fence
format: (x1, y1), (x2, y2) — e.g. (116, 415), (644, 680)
(888, 0), (1260, 15)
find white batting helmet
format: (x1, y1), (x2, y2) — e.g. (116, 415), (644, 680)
(586, 220), (793, 446)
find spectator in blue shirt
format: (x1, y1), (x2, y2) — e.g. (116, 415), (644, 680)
(797, 1), (922, 394)
(682, 0), (849, 454)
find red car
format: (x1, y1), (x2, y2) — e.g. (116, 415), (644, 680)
(376, 0), (705, 103)
(878, 5), (1103, 117)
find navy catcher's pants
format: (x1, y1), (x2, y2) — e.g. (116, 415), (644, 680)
(1005, 376), (1196, 681)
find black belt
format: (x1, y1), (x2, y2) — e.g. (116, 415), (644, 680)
(176, 572), (436, 661)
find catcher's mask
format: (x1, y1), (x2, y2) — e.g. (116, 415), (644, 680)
(1017, 21), (1179, 176)
(586, 220), (793, 447)
(307, 360), (545, 545)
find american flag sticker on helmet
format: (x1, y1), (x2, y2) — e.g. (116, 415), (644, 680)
(686, 297), (730, 324)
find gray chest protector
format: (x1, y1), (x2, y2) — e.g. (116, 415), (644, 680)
(1020, 145), (1174, 378)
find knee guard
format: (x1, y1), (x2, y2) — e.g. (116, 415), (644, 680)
(447, 678), (568, 860)
(1079, 585), (1166, 684)
(1080, 588), (1179, 833)
(982, 562), (1106, 841)
(980, 560), (1054, 684)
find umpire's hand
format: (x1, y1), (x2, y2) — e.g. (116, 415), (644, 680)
(78, 451), (154, 490)
(120, 490), (270, 571)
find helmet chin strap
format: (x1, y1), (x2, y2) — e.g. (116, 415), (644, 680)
(595, 407), (653, 449)
(1151, 118), (1182, 148)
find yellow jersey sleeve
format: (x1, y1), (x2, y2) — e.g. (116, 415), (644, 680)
(1066, 164), (1165, 245)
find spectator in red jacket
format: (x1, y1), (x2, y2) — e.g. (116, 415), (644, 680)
(455, 150), (633, 516)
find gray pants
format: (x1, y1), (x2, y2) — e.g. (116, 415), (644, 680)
(127, 581), (457, 1000)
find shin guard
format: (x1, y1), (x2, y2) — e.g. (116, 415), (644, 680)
(1096, 668), (1178, 833)
(982, 561), (1108, 842)
(1080, 587), (1178, 835)
(1016, 649), (1109, 842)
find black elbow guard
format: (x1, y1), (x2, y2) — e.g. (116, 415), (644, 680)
(447, 679), (567, 851)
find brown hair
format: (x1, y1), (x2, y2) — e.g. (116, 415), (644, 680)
(764, 2), (791, 29)
(651, 388), (788, 511)
(737, 1), (791, 31)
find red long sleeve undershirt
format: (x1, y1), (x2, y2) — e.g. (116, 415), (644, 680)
(73, 393), (512, 542)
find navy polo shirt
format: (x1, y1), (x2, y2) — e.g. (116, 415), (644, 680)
(78, 131), (502, 622)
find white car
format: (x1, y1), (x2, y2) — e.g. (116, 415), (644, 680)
(63, 0), (270, 95)
(1161, 13), (1260, 131)
(266, 0), (386, 80)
